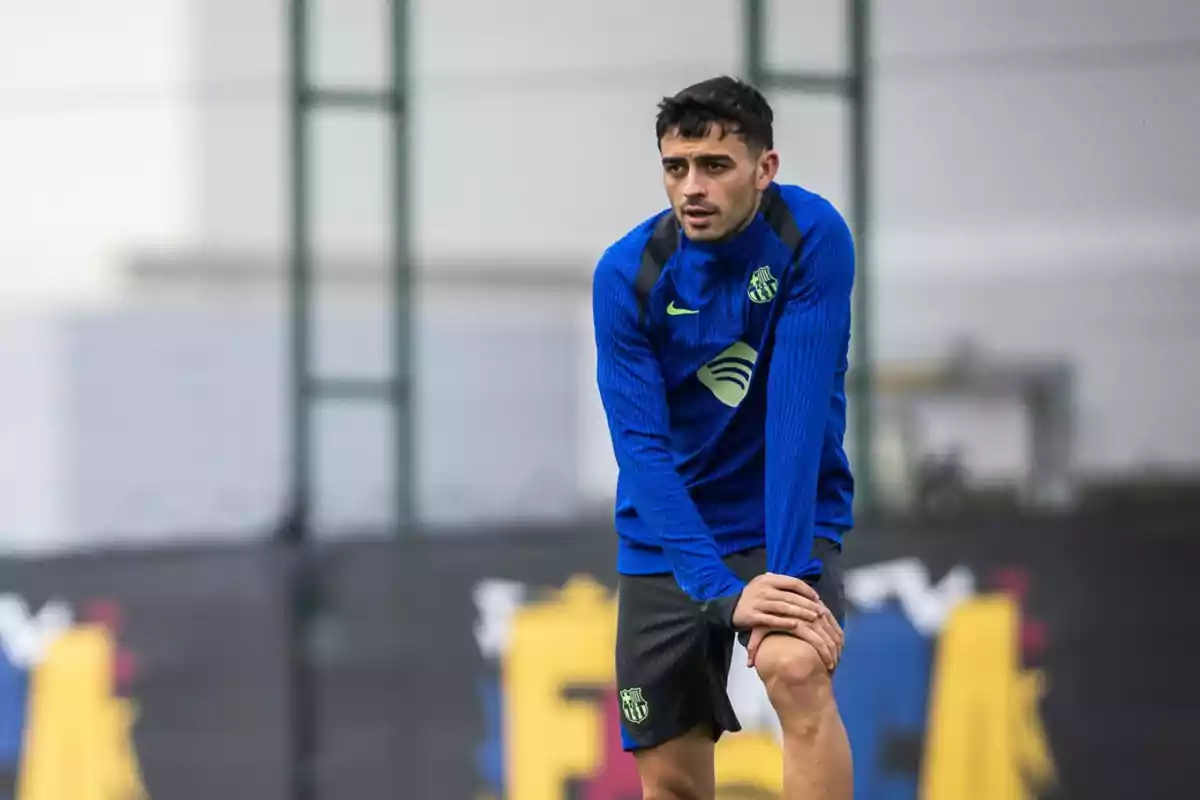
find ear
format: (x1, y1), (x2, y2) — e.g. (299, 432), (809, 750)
(757, 150), (780, 190)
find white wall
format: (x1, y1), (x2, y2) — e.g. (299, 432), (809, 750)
(0, 0), (1197, 549)
(0, 300), (586, 552)
(188, 0), (1200, 267)
(872, 0), (1200, 277)
(0, 0), (197, 305)
(5, 0), (1191, 287)
(4, 0), (1195, 304)
(184, 0), (1200, 474)
(0, 316), (67, 547)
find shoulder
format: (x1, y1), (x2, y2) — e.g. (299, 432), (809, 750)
(773, 184), (854, 294)
(773, 183), (852, 248)
(592, 210), (673, 325)
(593, 210), (669, 290)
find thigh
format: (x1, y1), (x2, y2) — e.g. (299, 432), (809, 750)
(809, 537), (847, 625)
(633, 724), (716, 800)
(616, 572), (715, 752)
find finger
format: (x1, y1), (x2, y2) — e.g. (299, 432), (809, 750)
(820, 607), (843, 648)
(765, 589), (824, 615)
(814, 613), (840, 659)
(805, 597), (841, 644)
(818, 620), (842, 669)
(827, 626), (843, 666)
(817, 627), (839, 670)
(787, 628), (835, 671)
(759, 598), (819, 621)
(760, 573), (819, 601)
(792, 623), (837, 672)
(825, 624), (843, 668)
(749, 612), (800, 631)
(827, 610), (845, 658)
(746, 627), (768, 667)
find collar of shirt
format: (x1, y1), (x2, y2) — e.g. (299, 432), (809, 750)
(679, 207), (773, 266)
(670, 209), (772, 304)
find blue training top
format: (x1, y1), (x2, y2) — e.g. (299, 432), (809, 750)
(592, 182), (855, 603)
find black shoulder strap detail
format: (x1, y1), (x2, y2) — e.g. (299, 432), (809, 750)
(635, 212), (680, 325)
(634, 190), (800, 327)
(760, 183), (804, 258)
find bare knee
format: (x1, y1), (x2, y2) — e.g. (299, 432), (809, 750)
(635, 726), (714, 800)
(641, 771), (707, 800)
(755, 634), (834, 736)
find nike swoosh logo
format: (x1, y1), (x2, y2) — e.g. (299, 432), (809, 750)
(667, 301), (699, 316)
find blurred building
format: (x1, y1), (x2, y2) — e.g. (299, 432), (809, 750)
(1, 0), (1198, 551)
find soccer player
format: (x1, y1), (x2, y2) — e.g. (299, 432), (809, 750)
(592, 76), (855, 799)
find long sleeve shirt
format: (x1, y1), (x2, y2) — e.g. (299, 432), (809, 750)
(593, 183), (855, 603)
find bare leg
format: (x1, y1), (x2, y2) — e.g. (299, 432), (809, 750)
(755, 634), (853, 799)
(632, 724), (716, 800)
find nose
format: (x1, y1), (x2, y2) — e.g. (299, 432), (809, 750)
(681, 170), (708, 200)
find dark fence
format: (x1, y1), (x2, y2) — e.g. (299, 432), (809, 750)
(1, 511), (1197, 799)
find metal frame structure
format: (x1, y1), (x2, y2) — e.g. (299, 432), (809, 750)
(744, 0), (875, 510)
(279, 3), (866, 796)
(285, 1), (412, 798)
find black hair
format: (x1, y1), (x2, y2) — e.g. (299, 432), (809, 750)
(655, 75), (774, 152)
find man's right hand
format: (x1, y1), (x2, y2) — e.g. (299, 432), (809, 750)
(731, 572), (827, 632)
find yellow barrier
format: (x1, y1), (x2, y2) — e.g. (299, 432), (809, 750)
(920, 596), (1055, 800)
(17, 626), (146, 800)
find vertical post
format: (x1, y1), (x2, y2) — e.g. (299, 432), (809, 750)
(848, 0), (875, 513)
(286, 3), (317, 799)
(286, 3), (414, 798)
(744, 0), (766, 89)
(743, 0), (875, 512)
(390, 0), (415, 533)
(288, 0), (312, 536)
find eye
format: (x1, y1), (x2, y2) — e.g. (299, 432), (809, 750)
(664, 162), (686, 177)
(705, 161), (731, 174)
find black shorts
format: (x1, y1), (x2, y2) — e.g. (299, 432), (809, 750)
(614, 538), (845, 752)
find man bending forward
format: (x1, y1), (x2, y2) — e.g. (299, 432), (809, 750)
(592, 75), (855, 799)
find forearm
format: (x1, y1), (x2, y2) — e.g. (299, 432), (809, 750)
(764, 340), (839, 577)
(764, 211), (855, 577)
(607, 404), (745, 602)
(594, 261), (742, 602)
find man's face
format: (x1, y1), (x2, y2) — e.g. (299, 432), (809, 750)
(660, 124), (778, 242)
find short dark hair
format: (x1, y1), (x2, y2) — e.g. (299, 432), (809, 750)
(655, 76), (774, 152)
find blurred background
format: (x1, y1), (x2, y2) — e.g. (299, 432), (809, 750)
(1, 0), (1198, 798)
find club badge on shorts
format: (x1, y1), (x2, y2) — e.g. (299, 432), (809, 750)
(619, 687), (650, 724)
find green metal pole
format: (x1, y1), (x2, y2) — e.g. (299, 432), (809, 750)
(743, 0), (875, 511)
(744, 0), (766, 88)
(848, 0), (874, 513)
(390, 0), (415, 534)
(288, 0), (312, 538)
(286, 3), (317, 799)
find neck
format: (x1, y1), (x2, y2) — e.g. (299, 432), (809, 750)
(727, 191), (765, 240)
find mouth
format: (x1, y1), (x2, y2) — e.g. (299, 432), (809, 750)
(682, 207), (717, 225)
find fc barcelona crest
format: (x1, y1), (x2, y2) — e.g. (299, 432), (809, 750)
(619, 687), (650, 724)
(747, 265), (778, 304)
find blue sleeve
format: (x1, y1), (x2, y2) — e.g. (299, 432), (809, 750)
(765, 209), (855, 578)
(592, 256), (744, 603)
